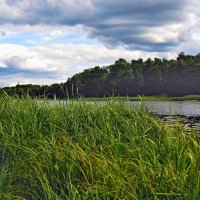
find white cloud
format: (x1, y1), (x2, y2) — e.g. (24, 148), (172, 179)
(0, 0), (200, 86)
(0, 42), (178, 86)
(0, 0), (199, 51)
(0, 73), (59, 87)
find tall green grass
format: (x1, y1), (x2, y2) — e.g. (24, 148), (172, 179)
(0, 96), (199, 199)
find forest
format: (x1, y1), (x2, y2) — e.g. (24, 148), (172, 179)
(2, 52), (200, 98)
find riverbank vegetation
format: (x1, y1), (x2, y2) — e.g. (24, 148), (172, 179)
(75, 95), (200, 102)
(2, 52), (200, 98)
(0, 96), (199, 199)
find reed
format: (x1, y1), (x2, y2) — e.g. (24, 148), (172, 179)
(0, 96), (199, 199)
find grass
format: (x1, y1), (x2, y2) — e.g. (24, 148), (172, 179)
(135, 95), (200, 101)
(77, 95), (200, 101)
(69, 96), (133, 102)
(172, 95), (200, 101)
(0, 95), (199, 199)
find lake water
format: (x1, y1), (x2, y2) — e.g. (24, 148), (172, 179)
(43, 100), (200, 117)
(128, 101), (200, 117)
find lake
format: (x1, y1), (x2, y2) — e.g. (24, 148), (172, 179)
(127, 100), (200, 132)
(43, 100), (200, 117)
(128, 100), (200, 117)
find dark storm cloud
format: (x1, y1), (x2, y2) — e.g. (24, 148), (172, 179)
(86, 0), (196, 51)
(92, 0), (182, 22)
(0, 0), (198, 51)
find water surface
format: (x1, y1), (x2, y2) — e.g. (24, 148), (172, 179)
(128, 101), (200, 117)
(39, 100), (200, 117)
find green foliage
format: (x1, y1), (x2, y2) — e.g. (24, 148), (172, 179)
(0, 96), (199, 199)
(2, 52), (200, 98)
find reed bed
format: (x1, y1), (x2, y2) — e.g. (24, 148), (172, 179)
(0, 96), (199, 199)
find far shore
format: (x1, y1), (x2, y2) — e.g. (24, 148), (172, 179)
(63, 95), (200, 102)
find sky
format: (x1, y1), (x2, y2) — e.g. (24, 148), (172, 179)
(0, 0), (200, 87)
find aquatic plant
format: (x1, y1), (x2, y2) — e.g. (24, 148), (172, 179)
(0, 96), (199, 199)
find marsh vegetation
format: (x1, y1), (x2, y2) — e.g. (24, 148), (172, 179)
(0, 96), (199, 199)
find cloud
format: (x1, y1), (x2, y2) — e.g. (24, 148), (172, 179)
(0, 73), (58, 87)
(0, 1), (200, 86)
(0, 0), (199, 52)
(87, 0), (200, 51)
(0, 42), (178, 87)
(0, 0), (93, 25)
(0, 64), (54, 78)
(0, 30), (6, 36)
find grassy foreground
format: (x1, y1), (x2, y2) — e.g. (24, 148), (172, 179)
(0, 96), (199, 200)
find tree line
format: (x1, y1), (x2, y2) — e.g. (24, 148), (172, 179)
(2, 52), (200, 98)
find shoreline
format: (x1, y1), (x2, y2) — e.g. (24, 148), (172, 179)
(65, 95), (200, 102)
